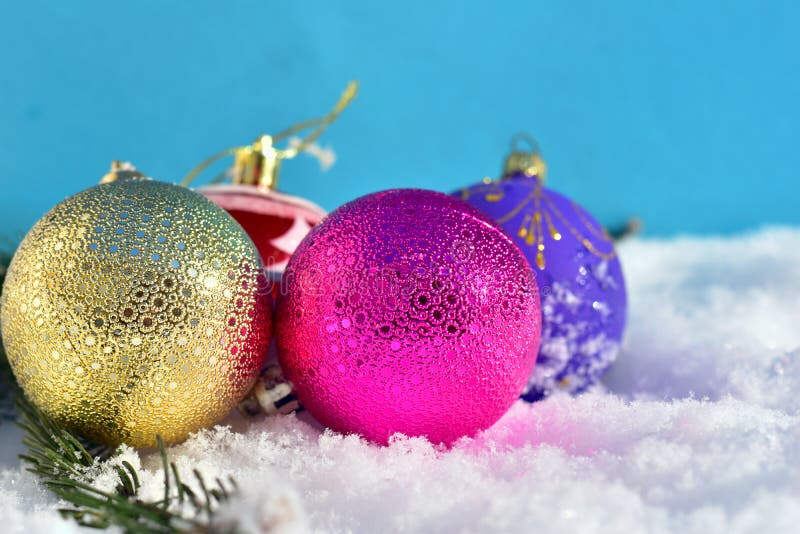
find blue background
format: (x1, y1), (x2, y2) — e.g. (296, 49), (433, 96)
(1, 1), (798, 237)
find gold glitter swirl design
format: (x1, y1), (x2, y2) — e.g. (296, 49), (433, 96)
(460, 179), (616, 270)
(0, 176), (271, 448)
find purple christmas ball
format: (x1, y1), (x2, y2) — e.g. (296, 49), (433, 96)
(455, 159), (627, 401)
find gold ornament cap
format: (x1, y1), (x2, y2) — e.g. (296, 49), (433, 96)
(183, 81), (358, 191)
(502, 133), (547, 181)
(231, 134), (282, 189)
(100, 161), (148, 184)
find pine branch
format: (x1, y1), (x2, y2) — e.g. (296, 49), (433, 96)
(15, 395), (239, 533)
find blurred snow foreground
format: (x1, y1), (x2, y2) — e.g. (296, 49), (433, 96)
(3, 227), (800, 534)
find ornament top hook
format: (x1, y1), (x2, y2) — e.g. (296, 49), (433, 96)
(182, 81), (359, 191)
(100, 161), (148, 184)
(502, 132), (547, 182)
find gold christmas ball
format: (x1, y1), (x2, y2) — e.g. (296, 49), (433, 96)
(0, 170), (271, 448)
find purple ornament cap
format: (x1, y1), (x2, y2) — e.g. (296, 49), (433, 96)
(456, 165), (627, 401)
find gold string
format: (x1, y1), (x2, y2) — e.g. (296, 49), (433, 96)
(181, 147), (240, 187)
(181, 81), (359, 188)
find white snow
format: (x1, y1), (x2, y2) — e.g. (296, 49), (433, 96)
(3, 227), (800, 533)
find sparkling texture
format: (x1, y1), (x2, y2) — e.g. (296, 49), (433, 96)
(275, 189), (541, 445)
(0, 176), (272, 448)
(457, 173), (627, 400)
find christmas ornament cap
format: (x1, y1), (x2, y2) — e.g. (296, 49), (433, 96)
(100, 160), (147, 184)
(184, 82), (357, 279)
(502, 133), (547, 180)
(183, 81), (358, 192)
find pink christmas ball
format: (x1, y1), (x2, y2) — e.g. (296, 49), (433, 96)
(275, 189), (541, 445)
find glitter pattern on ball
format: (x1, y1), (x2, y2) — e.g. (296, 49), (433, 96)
(275, 189), (541, 445)
(0, 175), (272, 447)
(457, 173), (627, 401)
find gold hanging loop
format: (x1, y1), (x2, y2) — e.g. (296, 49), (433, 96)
(182, 81), (359, 190)
(510, 132), (541, 154)
(502, 132), (548, 181)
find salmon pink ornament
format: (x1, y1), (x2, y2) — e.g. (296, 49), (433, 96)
(275, 189), (541, 445)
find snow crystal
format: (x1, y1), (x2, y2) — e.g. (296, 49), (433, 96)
(3, 227), (800, 533)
